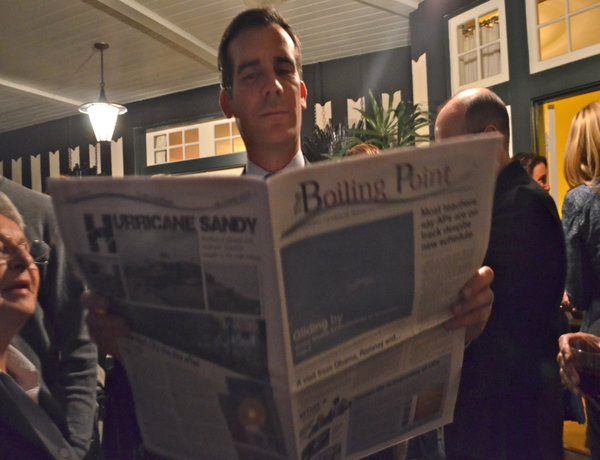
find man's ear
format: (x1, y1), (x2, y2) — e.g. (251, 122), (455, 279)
(219, 89), (234, 118)
(300, 80), (307, 110)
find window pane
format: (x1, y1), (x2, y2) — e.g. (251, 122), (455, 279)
(154, 134), (167, 149)
(459, 51), (478, 85)
(169, 131), (183, 146)
(232, 123), (240, 136)
(214, 123), (230, 138)
(170, 147), (183, 162)
(570, 6), (600, 50)
(457, 19), (476, 53)
(537, 0), (565, 24)
(478, 10), (499, 45)
(216, 140), (231, 155)
(539, 20), (568, 59)
(185, 144), (200, 159)
(569, 0), (599, 13)
(233, 137), (246, 153)
(155, 150), (167, 164)
(480, 43), (501, 78)
(185, 129), (199, 143)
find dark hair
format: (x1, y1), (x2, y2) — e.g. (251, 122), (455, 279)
(463, 90), (510, 151)
(218, 8), (302, 91)
(513, 152), (547, 176)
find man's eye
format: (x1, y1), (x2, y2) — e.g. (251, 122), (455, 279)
(241, 72), (257, 82)
(277, 66), (295, 76)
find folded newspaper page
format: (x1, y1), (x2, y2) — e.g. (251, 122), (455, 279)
(49, 133), (501, 460)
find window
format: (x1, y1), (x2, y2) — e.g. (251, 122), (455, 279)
(137, 116), (246, 176)
(448, 0), (509, 93)
(146, 118), (245, 167)
(526, 0), (600, 73)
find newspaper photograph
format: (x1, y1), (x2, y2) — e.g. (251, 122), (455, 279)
(48, 133), (501, 459)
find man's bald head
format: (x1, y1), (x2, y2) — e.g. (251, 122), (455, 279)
(435, 88), (510, 169)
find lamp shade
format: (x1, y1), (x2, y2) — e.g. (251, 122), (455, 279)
(79, 101), (127, 142)
(80, 42), (127, 143)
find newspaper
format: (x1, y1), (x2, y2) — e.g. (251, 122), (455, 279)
(49, 133), (501, 460)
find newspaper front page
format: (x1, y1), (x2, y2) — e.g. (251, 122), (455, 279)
(49, 133), (501, 460)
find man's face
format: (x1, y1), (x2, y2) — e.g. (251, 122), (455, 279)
(532, 162), (550, 192)
(219, 24), (307, 156)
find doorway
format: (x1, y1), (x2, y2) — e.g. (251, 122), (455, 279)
(534, 88), (600, 214)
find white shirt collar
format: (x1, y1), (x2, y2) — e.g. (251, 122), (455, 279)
(5, 345), (40, 402)
(246, 150), (305, 177)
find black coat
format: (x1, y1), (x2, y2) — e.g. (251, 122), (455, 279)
(445, 161), (566, 460)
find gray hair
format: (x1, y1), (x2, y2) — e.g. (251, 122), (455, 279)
(0, 192), (25, 230)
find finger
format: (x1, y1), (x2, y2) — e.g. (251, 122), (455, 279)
(460, 266), (494, 301)
(81, 290), (112, 314)
(443, 303), (491, 331)
(451, 282), (494, 319)
(85, 310), (129, 359)
(559, 367), (581, 395)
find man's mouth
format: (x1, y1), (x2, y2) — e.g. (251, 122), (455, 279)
(262, 110), (287, 117)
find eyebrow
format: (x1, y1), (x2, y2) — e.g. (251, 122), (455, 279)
(275, 56), (295, 67)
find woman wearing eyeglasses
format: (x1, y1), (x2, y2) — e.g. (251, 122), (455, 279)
(0, 191), (77, 459)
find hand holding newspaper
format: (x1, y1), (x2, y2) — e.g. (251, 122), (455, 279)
(49, 134), (501, 460)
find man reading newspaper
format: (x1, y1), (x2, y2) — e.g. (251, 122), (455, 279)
(82, 8), (495, 459)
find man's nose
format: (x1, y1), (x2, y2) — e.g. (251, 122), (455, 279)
(263, 71), (283, 96)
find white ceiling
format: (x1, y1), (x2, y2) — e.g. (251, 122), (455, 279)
(0, 0), (422, 134)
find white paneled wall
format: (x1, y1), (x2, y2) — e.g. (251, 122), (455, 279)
(12, 158), (22, 185)
(315, 101), (332, 130)
(412, 53), (430, 144)
(111, 138), (124, 177)
(30, 154), (42, 192)
(49, 150), (60, 178)
(3, 137), (125, 192)
(347, 97), (364, 127)
(68, 147), (80, 171)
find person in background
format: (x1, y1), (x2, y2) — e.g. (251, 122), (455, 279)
(84, 8), (495, 458)
(0, 191), (79, 459)
(347, 143), (380, 157)
(513, 152), (550, 192)
(436, 88), (566, 460)
(559, 101), (600, 456)
(0, 177), (97, 458)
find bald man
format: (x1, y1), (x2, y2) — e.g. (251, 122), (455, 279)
(435, 88), (566, 460)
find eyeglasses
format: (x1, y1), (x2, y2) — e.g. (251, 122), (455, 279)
(0, 239), (51, 266)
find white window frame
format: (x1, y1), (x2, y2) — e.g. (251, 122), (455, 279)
(448, 0), (510, 94)
(145, 117), (243, 167)
(525, 0), (600, 74)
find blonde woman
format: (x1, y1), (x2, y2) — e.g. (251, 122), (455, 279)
(559, 101), (600, 456)
(562, 101), (600, 332)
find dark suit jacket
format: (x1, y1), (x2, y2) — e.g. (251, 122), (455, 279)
(0, 373), (77, 459)
(0, 178), (97, 458)
(445, 161), (566, 460)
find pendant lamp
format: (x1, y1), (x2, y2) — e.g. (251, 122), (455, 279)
(79, 42), (127, 142)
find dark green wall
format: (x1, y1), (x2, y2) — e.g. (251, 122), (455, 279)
(410, 0), (600, 153)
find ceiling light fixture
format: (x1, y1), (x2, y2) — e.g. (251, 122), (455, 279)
(79, 42), (127, 143)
